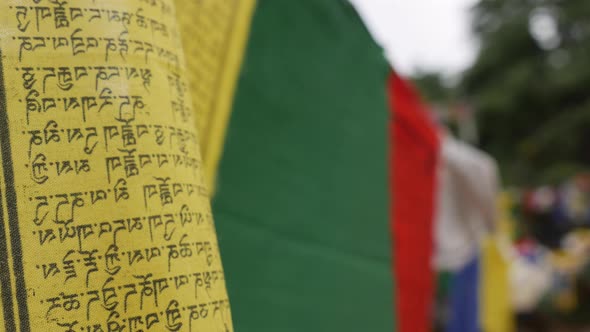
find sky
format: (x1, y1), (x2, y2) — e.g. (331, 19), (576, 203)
(350, 0), (479, 77)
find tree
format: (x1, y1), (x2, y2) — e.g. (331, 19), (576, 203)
(461, 0), (590, 185)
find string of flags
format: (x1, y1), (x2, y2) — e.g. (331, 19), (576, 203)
(199, 1), (567, 331)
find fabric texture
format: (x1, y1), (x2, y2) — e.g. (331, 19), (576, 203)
(214, 1), (394, 331)
(447, 256), (481, 332)
(436, 136), (499, 271)
(481, 236), (515, 332)
(389, 73), (439, 332)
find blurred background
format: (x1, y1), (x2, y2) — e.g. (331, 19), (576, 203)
(212, 1), (590, 331)
(356, 0), (590, 331)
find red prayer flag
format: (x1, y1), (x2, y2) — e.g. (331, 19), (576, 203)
(389, 72), (440, 332)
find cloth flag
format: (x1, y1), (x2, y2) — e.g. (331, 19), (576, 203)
(389, 72), (440, 332)
(212, 1), (395, 331)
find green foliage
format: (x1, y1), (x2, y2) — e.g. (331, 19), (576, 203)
(461, 0), (590, 185)
(412, 71), (455, 103)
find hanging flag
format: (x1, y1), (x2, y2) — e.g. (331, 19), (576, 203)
(436, 136), (498, 272)
(175, 0), (257, 190)
(212, 1), (394, 331)
(389, 73), (440, 332)
(480, 236), (515, 332)
(436, 135), (499, 332)
(448, 256), (481, 332)
(479, 192), (516, 332)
